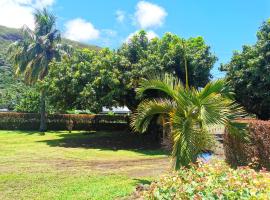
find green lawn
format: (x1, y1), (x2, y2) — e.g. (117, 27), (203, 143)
(0, 130), (169, 200)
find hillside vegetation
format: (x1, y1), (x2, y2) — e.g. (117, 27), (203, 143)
(0, 25), (100, 109)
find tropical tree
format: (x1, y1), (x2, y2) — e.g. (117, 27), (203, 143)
(46, 48), (120, 113)
(132, 74), (246, 170)
(116, 31), (217, 111)
(8, 9), (65, 132)
(221, 19), (270, 119)
(44, 31), (216, 113)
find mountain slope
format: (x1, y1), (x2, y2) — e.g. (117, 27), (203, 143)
(0, 25), (101, 53)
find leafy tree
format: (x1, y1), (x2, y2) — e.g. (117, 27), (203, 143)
(14, 87), (40, 113)
(116, 31), (217, 111)
(46, 31), (216, 113)
(221, 19), (270, 119)
(8, 9), (65, 131)
(132, 74), (246, 169)
(46, 48), (120, 113)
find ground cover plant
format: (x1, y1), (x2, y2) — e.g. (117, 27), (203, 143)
(139, 160), (270, 199)
(0, 130), (169, 200)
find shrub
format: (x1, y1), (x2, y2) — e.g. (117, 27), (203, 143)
(139, 160), (270, 199)
(224, 119), (270, 170)
(0, 112), (129, 131)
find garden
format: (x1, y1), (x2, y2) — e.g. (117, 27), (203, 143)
(0, 5), (270, 200)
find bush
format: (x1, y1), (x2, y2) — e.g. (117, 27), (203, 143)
(139, 160), (270, 199)
(224, 119), (270, 170)
(0, 112), (129, 131)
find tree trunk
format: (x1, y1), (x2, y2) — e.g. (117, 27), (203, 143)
(39, 89), (47, 133)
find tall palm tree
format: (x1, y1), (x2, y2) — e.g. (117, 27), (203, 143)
(9, 9), (64, 132)
(132, 74), (247, 170)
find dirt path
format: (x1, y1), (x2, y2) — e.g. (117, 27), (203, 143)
(42, 157), (171, 177)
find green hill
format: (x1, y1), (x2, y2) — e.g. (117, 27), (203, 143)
(0, 25), (101, 68)
(0, 25), (101, 53)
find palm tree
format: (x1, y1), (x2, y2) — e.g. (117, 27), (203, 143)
(9, 9), (64, 132)
(131, 74), (247, 170)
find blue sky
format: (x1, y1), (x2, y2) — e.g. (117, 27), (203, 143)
(1, 0), (270, 78)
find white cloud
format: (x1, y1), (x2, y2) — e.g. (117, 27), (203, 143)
(135, 1), (167, 29)
(64, 18), (100, 42)
(116, 10), (125, 23)
(126, 30), (159, 42)
(146, 30), (159, 40)
(0, 0), (55, 29)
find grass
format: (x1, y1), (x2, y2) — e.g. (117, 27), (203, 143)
(0, 130), (168, 200)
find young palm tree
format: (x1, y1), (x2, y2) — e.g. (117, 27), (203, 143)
(9, 9), (64, 132)
(132, 74), (247, 170)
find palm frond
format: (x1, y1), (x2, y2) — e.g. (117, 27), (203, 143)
(131, 98), (176, 133)
(199, 79), (226, 100)
(136, 73), (183, 100)
(132, 73), (248, 170)
(8, 8), (65, 84)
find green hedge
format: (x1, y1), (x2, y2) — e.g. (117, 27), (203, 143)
(224, 119), (270, 170)
(0, 112), (129, 131)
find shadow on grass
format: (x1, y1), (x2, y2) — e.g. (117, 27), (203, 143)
(4, 130), (46, 135)
(133, 178), (152, 185)
(37, 131), (168, 156)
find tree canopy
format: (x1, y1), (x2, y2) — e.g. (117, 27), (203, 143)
(221, 19), (270, 119)
(47, 30), (217, 113)
(46, 48), (120, 113)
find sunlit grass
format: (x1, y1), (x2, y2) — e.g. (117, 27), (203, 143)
(0, 130), (167, 200)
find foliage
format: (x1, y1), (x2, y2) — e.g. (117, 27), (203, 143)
(141, 160), (270, 199)
(14, 87), (40, 113)
(46, 48), (120, 113)
(8, 9), (68, 131)
(224, 119), (270, 170)
(132, 74), (246, 169)
(0, 23), (99, 110)
(46, 31), (216, 113)
(0, 67), (30, 110)
(8, 9), (63, 84)
(116, 31), (217, 110)
(221, 19), (270, 119)
(0, 112), (128, 131)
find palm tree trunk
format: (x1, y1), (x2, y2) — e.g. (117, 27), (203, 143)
(184, 56), (189, 88)
(39, 89), (47, 133)
(182, 39), (189, 89)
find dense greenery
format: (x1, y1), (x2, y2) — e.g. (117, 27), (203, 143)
(131, 74), (246, 169)
(2, 24), (216, 114)
(46, 48), (120, 113)
(46, 31), (217, 112)
(0, 25), (100, 111)
(221, 19), (270, 119)
(114, 31), (217, 111)
(141, 160), (270, 199)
